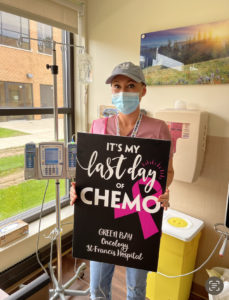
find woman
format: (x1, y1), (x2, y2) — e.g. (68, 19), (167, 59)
(70, 61), (174, 300)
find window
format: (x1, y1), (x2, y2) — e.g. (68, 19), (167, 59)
(37, 23), (52, 55)
(0, 12), (75, 224)
(0, 82), (33, 121)
(0, 11), (30, 49)
(40, 84), (53, 118)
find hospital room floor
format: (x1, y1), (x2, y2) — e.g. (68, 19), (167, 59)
(58, 253), (126, 299)
(53, 253), (202, 300)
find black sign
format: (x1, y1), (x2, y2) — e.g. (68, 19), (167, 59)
(73, 132), (170, 271)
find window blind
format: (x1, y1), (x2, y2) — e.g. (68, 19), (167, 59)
(0, 0), (82, 33)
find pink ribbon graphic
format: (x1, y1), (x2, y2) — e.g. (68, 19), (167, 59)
(114, 178), (162, 239)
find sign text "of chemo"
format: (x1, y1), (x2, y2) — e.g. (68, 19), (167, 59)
(80, 188), (161, 214)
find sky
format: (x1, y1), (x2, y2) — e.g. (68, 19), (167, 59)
(140, 19), (229, 49)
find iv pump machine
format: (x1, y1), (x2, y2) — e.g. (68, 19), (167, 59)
(24, 142), (77, 180)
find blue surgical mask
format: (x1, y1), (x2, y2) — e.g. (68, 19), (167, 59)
(112, 92), (139, 115)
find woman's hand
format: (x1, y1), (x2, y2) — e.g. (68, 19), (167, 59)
(158, 188), (170, 210)
(70, 182), (77, 205)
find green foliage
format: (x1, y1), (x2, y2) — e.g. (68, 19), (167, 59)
(144, 57), (229, 85)
(0, 128), (29, 138)
(0, 179), (66, 221)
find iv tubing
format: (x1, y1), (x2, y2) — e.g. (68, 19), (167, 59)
(157, 233), (224, 278)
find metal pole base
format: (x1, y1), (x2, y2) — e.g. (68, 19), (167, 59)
(49, 262), (90, 299)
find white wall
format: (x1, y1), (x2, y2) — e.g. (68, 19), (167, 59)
(86, 0), (229, 138)
(86, 0), (229, 289)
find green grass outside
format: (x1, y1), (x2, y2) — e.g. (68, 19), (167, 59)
(0, 153), (66, 221)
(0, 154), (24, 177)
(0, 179), (66, 221)
(0, 127), (30, 138)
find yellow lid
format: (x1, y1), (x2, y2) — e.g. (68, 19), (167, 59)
(167, 217), (188, 228)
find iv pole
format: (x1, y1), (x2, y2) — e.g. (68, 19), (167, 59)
(18, 34), (90, 298)
(19, 3), (90, 293)
(45, 41), (90, 299)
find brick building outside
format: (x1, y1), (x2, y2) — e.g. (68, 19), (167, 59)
(0, 12), (64, 122)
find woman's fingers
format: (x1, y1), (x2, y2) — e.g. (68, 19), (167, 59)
(70, 182), (77, 205)
(158, 189), (170, 210)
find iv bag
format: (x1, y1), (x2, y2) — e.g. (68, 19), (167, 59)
(78, 53), (92, 84)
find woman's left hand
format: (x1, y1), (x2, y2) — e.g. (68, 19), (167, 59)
(158, 188), (170, 210)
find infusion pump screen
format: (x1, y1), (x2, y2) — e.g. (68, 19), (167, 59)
(45, 148), (58, 165)
(39, 143), (64, 178)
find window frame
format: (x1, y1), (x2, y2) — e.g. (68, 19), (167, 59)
(0, 31), (75, 226)
(0, 11), (30, 50)
(37, 22), (53, 55)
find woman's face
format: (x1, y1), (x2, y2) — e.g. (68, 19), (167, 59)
(111, 75), (146, 99)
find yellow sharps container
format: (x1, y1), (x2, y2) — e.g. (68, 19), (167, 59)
(146, 208), (204, 300)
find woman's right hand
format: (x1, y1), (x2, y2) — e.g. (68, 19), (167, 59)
(70, 182), (77, 205)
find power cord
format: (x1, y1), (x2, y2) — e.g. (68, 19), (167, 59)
(35, 181), (90, 291)
(36, 179), (50, 276)
(36, 180), (64, 277)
